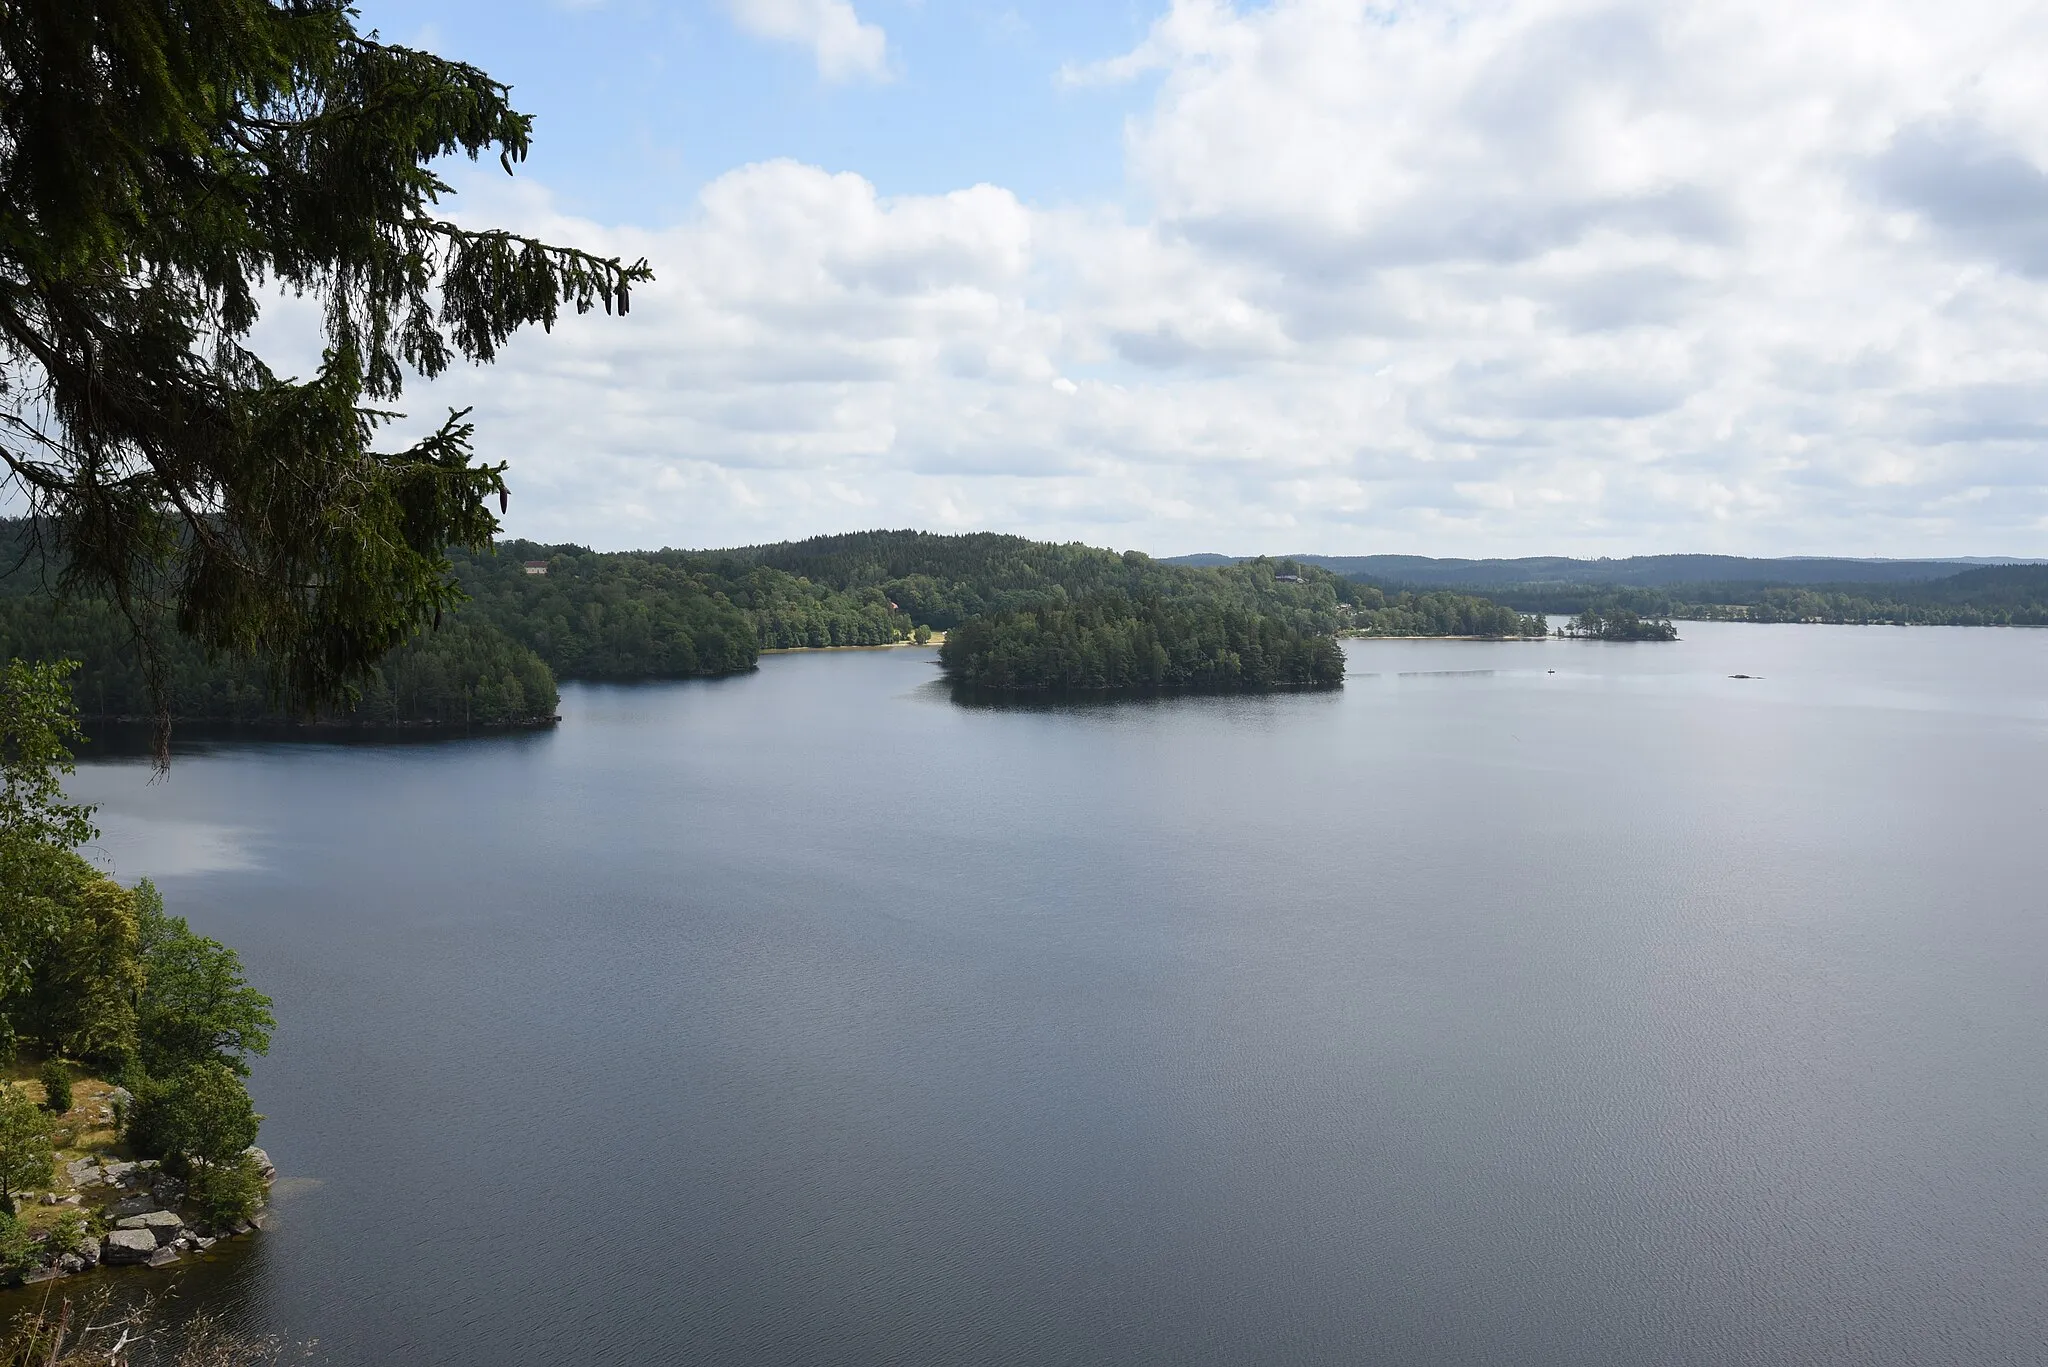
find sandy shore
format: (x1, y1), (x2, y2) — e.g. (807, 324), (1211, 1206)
(760, 634), (945, 654)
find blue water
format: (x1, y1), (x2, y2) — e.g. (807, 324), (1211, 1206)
(42, 623), (2048, 1364)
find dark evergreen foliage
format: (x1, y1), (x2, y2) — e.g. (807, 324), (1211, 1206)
(0, 1), (649, 752)
(35, 1059), (69, 1115)
(0, 593), (558, 726)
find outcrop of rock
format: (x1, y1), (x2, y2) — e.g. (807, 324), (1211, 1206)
(8, 1147), (280, 1287)
(116, 1210), (185, 1246)
(100, 1229), (158, 1265)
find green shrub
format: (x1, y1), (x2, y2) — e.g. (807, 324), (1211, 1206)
(49, 1208), (91, 1256)
(189, 1151), (266, 1225)
(36, 1060), (70, 1114)
(0, 1211), (33, 1276)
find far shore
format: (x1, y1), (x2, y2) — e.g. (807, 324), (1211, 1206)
(761, 634), (946, 655)
(1340, 634), (1550, 642)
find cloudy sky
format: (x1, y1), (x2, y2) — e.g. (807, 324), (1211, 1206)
(340, 0), (2048, 557)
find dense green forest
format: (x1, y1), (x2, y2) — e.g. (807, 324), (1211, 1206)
(940, 594), (1347, 692)
(456, 541), (908, 676)
(725, 531), (1351, 631)
(1469, 564), (2048, 626)
(0, 592), (559, 728)
(1342, 586), (1547, 638)
(445, 533), (1538, 687)
(719, 530), (1541, 637)
(0, 526), (1548, 727)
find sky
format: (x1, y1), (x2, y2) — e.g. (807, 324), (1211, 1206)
(317, 0), (2048, 557)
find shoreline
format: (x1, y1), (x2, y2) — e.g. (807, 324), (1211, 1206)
(0, 1072), (272, 1289)
(760, 636), (945, 655)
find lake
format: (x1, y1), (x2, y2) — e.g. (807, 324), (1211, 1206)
(38, 622), (2048, 1365)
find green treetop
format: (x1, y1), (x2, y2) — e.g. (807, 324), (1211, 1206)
(134, 879), (275, 1076)
(0, 660), (95, 858)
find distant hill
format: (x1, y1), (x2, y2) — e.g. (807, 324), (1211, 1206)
(1161, 553), (2023, 589)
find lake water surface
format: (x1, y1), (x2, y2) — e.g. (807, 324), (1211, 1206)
(39, 623), (2048, 1365)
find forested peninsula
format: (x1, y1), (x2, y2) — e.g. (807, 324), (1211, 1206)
(0, 528), (1553, 722)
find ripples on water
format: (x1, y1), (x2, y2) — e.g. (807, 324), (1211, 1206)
(22, 623), (2048, 1366)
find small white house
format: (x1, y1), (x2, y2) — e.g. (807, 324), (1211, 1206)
(523, 561), (549, 576)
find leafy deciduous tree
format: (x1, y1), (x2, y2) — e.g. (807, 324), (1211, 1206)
(134, 879), (274, 1076)
(131, 1061), (261, 1172)
(0, 1084), (52, 1205)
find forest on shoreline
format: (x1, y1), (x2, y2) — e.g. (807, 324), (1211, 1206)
(10, 525), (2041, 730)
(1345, 562), (2048, 627)
(0, 529), (1549, 721)
(0, 661), (276, 1288)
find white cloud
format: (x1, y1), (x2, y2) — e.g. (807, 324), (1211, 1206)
(352, 0), (2048, 555)
(724, 0), (891, 83)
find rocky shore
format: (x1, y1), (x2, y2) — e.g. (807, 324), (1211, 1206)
(10, 1146), (275, 1286)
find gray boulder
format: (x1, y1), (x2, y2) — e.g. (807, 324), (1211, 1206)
(145, 1246), (181, 1268)
(74, 1240), (99, 1267)
(245, 1146), (276, 1182)
(101, 1230), (157, 1265)
(102, 1194), (158, 1220)
(21, 1265), (62, 1284)
(115, 1211), (184, 1245)
(54, 1253), (85, 1275)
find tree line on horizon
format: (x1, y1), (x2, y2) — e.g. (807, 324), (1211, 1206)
(1449, 562), (2048, 626)
(0, 527), (1562, 720)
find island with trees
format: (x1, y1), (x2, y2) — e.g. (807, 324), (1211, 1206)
(1558, 607), (1680, 641)
(940, 593), (1347, 693)
(0, 662), (277, 1288)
